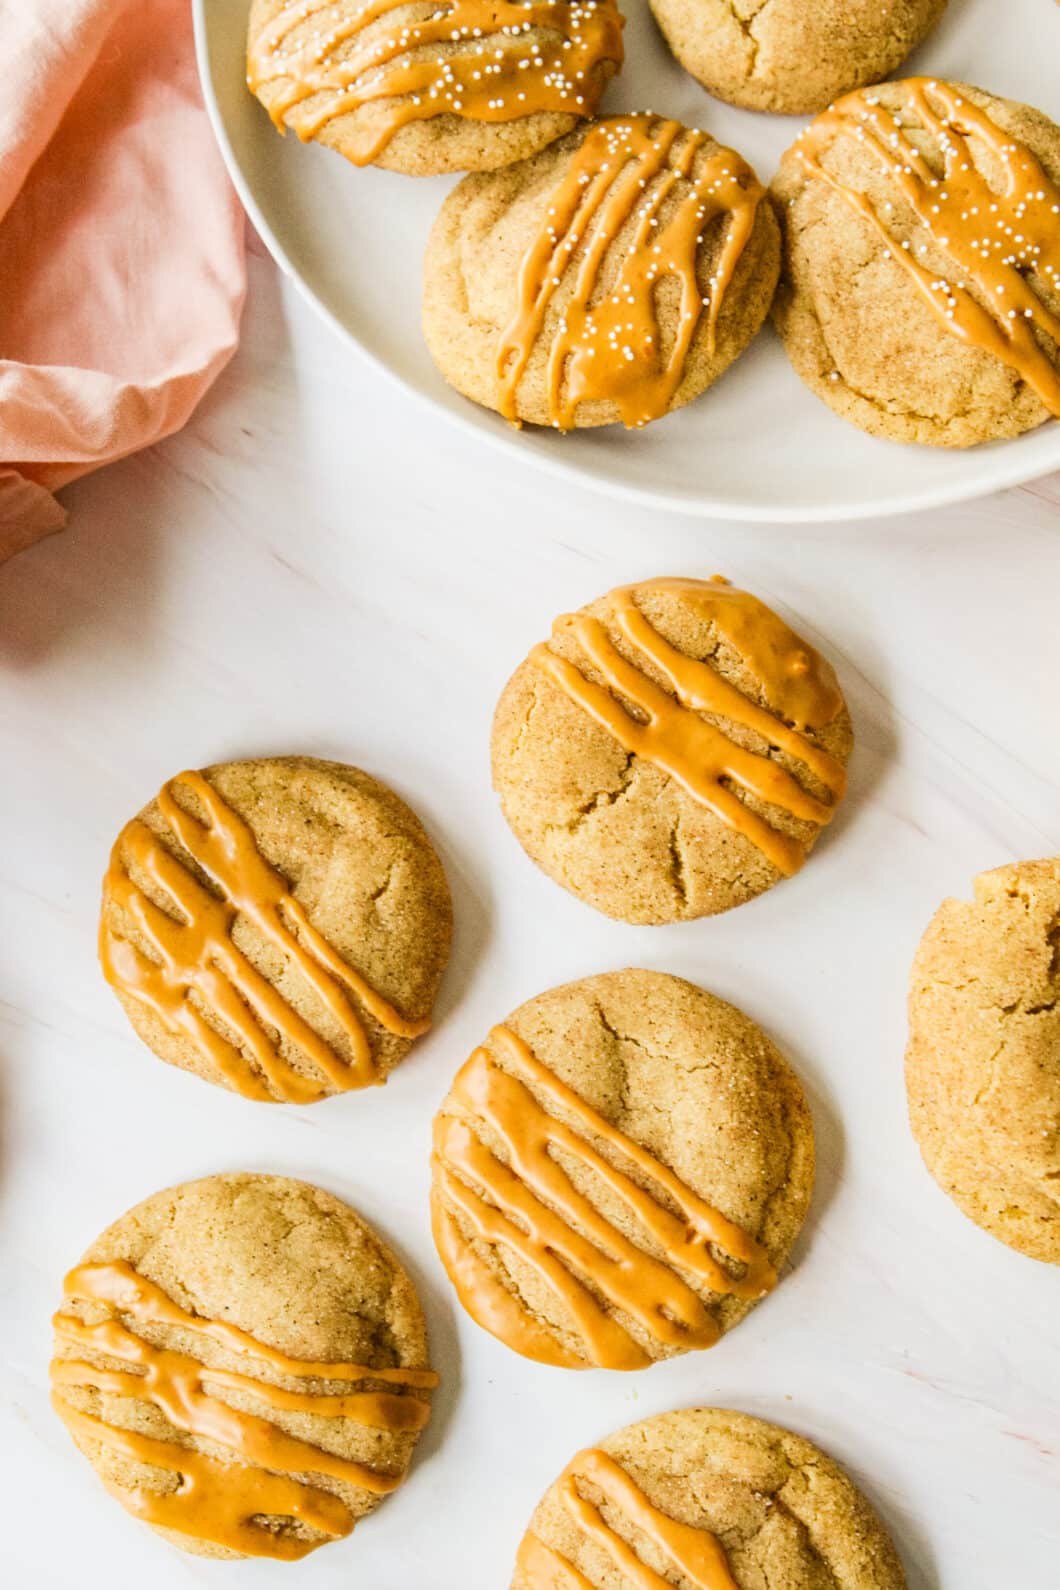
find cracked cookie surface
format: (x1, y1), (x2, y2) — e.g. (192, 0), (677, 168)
(906, 857), (1060, 1264)
(491, 577), (852, 924)
(647, 0), (946, 115)
(510, 1406), (906, 1588)
(100, 756), (451, 1102)
(430, 970), (815, 1368)
(50, 1173), (436, 1559)
(771, 80), (1060, 448)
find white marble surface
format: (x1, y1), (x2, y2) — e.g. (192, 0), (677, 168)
(1, 238), (1059, 1589)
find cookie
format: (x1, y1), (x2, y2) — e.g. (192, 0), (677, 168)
(772, 79), (1060, 447)
(906, 857), (1060, 1264)
(430, 970), (815, 1368)
(648, 0), (947, 116)
(99, 757), (451, 1103)
(511, 1407), (906, 1588)
(50, 1173), (437, 1560)
(423, 114), (779, 430)
(246, 0), (624, 177)
(491, 576), (852, 924)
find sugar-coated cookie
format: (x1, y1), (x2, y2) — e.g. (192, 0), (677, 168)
(99, 757), (451, 1102)
(648, 0), (947, 116)
(431, 970), (815, 1368)
(772, 79), (1060, 447)
(423, 114), (779, 430)
(246, 0), (624, 176)
(511, 1408), (906, 1588)
(491, 575), (852, 923)
(50, 1173), (438, 1560)
(906, 858), (1060, 1264)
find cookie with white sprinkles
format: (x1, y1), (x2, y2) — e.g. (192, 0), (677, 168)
(772, 78), (1060, 447)
(247, 0), (625, 176)
(423, 113), (779, 429)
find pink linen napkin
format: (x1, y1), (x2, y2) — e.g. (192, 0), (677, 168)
(0, 0), (246, 564)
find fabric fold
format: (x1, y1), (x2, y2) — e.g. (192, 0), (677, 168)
(0, 0), (246, 565)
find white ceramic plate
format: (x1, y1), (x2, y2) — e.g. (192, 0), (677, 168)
(194, 0), (1060, 521)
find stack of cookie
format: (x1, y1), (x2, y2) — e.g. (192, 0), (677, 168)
(47, 569), (1057, 1579)
(244, 0), (1060, 448)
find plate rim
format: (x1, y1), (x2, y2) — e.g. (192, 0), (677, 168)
(193, 0), (1060, 525)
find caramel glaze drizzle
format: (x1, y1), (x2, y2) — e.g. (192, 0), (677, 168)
(518, 1448), (738, 1589)
(795, 79), (1060, 415)
(431, 1025), (775, 1370)
(247, 0), (624, 167)
(100, 771), (428, 1103)
(50, 1260), (438, 1560)
(532, 576), (847, 877)
(497, 115), (765, 429)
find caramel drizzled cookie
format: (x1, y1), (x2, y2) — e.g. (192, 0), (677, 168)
(423, 113), (779, 429)
(648, 0), (947, 116)
(906, 857), (1060, 1264)
(491, 575), (852, 923)
(247, 0), (625, 176)
(50, 1174), (438, 1560)
(431, 970), (815, 1369)
(99, 757), (451, 1103)
(511, 1408), (906, 1588)
(772, 79), (1060, 447)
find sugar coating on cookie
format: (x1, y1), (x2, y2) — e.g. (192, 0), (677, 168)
(510, 1407), (906, 1588)
(431, 970), (815, 1368)
(50, 1173), (438, 1560)
(491, 576), (852, 923)
(906, 857), (1060, 1264)
(99, 756), (451, 1102)
(423, 114), (779, 429)
(648, 0), (947, 116)
(772, 78), (1060, 448)
(246, 0), (624, 177)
